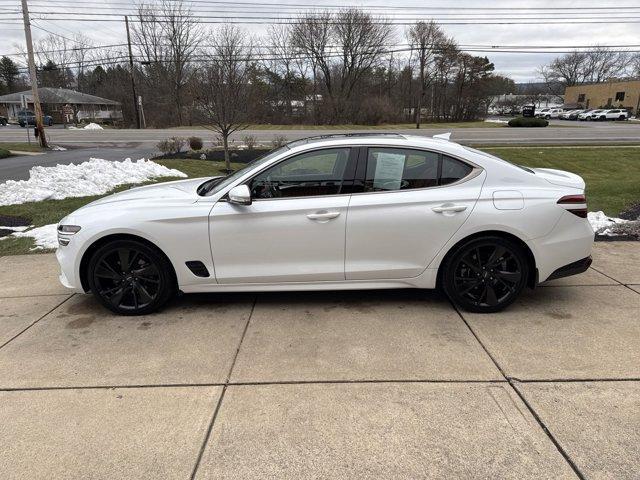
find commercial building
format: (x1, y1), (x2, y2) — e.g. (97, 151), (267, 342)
(564, 80), (640, 114)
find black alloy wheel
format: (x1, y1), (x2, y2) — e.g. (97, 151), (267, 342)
(442, 237), (528, 313)
(88, 239), (175, 315)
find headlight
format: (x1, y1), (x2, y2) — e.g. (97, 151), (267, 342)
(58, 225), (81, 234)
(57, 225), (81, 246)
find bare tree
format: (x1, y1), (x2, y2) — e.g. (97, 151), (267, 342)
(407, 21), (444, 128)
(540, 47), (632, 95)
(292, 9), (393, 122)
(193, 25), (254, 171)
(133, 0), (203, 125)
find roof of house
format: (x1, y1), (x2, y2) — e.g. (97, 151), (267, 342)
(0, 87), (121, 106)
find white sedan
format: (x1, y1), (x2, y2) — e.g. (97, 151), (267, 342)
(56, 134), (594, 315)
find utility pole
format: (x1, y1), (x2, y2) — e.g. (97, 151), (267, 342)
(20, 0), (48, 148)
(125, 15), (141, 129)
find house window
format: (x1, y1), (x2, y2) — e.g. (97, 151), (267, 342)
(615, 91), (625, 102)
(577, 94), (586, 102)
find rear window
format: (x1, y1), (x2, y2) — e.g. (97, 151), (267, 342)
(463, 147), (534, 174)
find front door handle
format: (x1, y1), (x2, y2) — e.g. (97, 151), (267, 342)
(432, 204), (467, 213)
(306, 211), (341, 221)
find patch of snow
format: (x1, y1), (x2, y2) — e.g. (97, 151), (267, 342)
(0, 225), (31, 232)
(199, 153), (206, 160)
(11, 224), (58, 250)
(484, 119), (508, 124)
(50, 145), (67, 151)
(83, 122), (103, 130)
(0, 158), (186, 206)
(588, 211), (629, 235)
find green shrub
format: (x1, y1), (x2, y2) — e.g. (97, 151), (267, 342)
(508, 117), (548, 128)
(188, 136), (203, 151)
(0, 148), (10, 159)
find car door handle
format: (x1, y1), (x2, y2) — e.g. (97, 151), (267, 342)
(432, 204), (467, 213)
(306, 211), (341, 221)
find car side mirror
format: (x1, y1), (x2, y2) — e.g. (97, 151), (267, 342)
(228, 184), (252, 206)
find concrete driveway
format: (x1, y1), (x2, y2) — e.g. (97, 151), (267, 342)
(0, 242), (638, 479)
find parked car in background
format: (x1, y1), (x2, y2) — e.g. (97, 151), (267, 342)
(535, 108), (550, 118)
(578, 109), (602, 121)
(537, 108), (563, 119)
(17, 110), (54, 127)
(558, 110), (580, 120)
(601, 109), (629, 121)
(565, 109), (585, 120)
(0, 115), (7, 126)
(56, 133), (594, 315)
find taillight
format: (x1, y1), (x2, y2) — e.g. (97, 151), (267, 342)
(558, 194), (587, 218)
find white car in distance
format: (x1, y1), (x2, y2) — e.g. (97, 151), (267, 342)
(601, 109), (629, 121)
(56, 134), (594, 315)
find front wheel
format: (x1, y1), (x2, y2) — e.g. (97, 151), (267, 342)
(442, 237), (529, 313)
(87, 239), (176, 315)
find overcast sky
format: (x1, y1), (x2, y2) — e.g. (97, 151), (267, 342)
(3, 0), (639, 82)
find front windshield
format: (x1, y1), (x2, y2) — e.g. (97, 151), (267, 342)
(197, 145), (289, 196)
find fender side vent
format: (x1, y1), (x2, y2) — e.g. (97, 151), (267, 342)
(185, 261), (210, 277)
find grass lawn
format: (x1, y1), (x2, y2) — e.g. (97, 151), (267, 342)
(0, 149), (638, 255)
(0, 142), (43, 153)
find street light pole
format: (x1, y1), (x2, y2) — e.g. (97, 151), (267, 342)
(20, 0), (48, 148)
(125, 15), (141, 129)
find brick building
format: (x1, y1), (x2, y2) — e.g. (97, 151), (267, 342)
(564, 80), (640, 114)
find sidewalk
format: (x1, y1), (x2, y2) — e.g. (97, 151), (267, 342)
(0, 242), (638, 479)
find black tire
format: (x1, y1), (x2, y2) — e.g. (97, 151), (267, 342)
(87, 239), (176, 315)
(441, 236), (529, 313)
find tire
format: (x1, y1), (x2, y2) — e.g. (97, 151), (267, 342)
(441, 236), (529, 313)
(87, 239), (176, 315)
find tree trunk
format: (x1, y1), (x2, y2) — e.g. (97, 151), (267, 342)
(222, 133), (231, 172)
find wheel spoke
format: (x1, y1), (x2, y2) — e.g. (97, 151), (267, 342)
(487, 246), (507, 267)
(459, 279), (481, 295)
(484, 285), (499, 306)
(132, 263), (158, 276)
(109, 286), (125, 307)
(495, 270), (521, 284)
(96, 262), (122, 281)
(118, 249), (131, 273)
(136, 284), (154, 304)
(460, 258), (481, 275)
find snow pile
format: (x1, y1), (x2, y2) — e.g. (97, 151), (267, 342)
(83, 122), (103, 130)
(11, 224), (58, 250)
(484, 119), (508, 124)
(0, 158), (186, 206)
(50, 145), (67, 151)
(588, 211), (629, 236)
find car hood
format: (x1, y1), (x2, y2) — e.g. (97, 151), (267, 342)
(530, 168), (585, 190)
(86, 177), (213, 207)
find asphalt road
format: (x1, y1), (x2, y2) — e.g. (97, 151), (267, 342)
(1, 120), (639, 181)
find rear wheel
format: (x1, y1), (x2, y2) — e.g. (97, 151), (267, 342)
(442, 237), (529, 313)
(87, 239), (175, 315)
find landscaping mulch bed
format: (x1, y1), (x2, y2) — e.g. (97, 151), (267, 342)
(0, 214), (31, 227)
(153, 148), (271, 164)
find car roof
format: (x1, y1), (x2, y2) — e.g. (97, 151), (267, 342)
(284, 133), (468, 156)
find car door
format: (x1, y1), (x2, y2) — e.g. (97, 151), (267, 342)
(345, 146), (485, 280)
(209, 147), (357, 284)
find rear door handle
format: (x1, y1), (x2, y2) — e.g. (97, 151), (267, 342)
(306, 211), (341, 221)
(432, 204), (467, 213)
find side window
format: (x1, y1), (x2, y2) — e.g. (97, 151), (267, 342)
(365, 148), (439, 192)
(364, 148), (473, 192)
(441, 155), (473, 185)
(249, 148), (351, 199)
